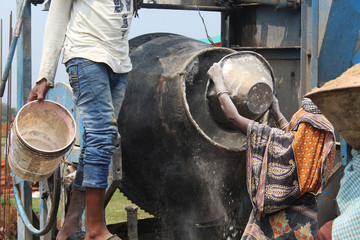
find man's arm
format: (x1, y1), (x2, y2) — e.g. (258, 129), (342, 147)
(27, 0), (73, 102)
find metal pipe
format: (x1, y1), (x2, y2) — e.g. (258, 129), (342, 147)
(0, 0), (30, 97)
(141, 0), (299, 10)
(12, 168), (61, 236)
(141, 3), (227, 11)
(311, 0), (319, 89)
(341, 137), (348, 166)
(240, 0), (292, 8)
(299, 0), (308, 103)
(220, 12), (230, 48)
(126, 206), (139, 240)
(15, 1), (33, 239)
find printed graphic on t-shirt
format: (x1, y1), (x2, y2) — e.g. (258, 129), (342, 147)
(125, 0), (131, 11)
(122, 15), (129, 28)
(113, 0), (132, 39)
(114, 0), (131, 13)
(114, 0), (124, 13)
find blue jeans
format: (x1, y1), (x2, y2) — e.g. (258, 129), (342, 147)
(65, 58), (128, 190)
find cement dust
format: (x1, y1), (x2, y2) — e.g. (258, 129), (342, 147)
(310, 63), (360, 93)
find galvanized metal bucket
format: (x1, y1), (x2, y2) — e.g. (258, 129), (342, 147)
(305, 86), (360, 149)
(207, 51), (275, 125)
(8, 100), (76, 182)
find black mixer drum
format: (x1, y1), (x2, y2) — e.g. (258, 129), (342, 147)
(118, 33), (271, 222)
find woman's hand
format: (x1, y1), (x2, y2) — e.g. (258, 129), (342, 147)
(270, 95), (289, 130)
(270, 95), (281, 115)
(207, 62), (226, 90)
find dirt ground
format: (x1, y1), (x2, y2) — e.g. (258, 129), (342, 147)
(0, 202), (17, 240)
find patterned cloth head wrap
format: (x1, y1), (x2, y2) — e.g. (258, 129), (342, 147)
(301, 98), (321, 114)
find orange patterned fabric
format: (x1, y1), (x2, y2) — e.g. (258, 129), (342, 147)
(289, 109), (336, 195)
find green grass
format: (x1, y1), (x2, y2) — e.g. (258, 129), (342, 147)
(0, 196), (16, 206)
(105, 190), (153, 224)
(2, 133), (153, 224)
(30, 189), (152, 224)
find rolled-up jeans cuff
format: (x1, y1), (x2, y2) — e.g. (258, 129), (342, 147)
(82, 162), (110, 189)
(72, 182), (86, 192)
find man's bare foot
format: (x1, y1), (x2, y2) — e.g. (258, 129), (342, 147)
(84, 230), (112, 240)
(57, 231), (85, 240)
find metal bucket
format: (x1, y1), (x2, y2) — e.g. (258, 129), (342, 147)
(306, 87), (360, 150)
(9, 100), (76, 182)
(208, 51), (274, 127)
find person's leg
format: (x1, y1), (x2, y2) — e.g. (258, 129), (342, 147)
(84, 188), (111, 239)
(56, 190), (86, 240)
(109, 72), (128, 118)
(56, 130), (87, 240)
(64, 58), (118, 239)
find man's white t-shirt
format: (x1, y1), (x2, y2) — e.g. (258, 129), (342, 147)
(63, 0), (133, 73)
(37, 0), (133, 87)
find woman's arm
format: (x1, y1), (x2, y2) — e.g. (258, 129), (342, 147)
(270, 95), (289, 130)
(207, 62), (251, 134)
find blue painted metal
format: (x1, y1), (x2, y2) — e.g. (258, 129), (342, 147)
(16, 0), (32, 108)
(15, 0), (33, 239)
(317, 0), (360, 165)
(352, 48), (360, 66)
(12, 175), (48, 236)
(254, 6), (301, 48)
(300, 0), (312, 98)
(318, 0), (360, 86)
(311, 0), (319, 89)
(0, 0), (30, 97)
(341, 137), (348, 166)
(16, 181), (33, 240)
(300, 0), (321, 92)
(348, 0), (360, 13)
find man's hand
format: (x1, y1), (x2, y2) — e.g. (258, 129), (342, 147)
(27, 78), (51, 103)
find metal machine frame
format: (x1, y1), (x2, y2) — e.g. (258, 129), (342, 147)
(8, 0), (360, 239)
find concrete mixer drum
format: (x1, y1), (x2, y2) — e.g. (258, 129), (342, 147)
(118, 33), (275, 224)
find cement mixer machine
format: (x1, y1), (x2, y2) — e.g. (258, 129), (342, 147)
(6, 0), (360, 239)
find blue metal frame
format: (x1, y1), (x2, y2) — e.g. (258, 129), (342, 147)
(302, 0), (360, 165)
(0, 0), (30, 97)
(318, 0), (360, 87)
(311, 0), (319, 89)
(14, 0), (33, 239)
